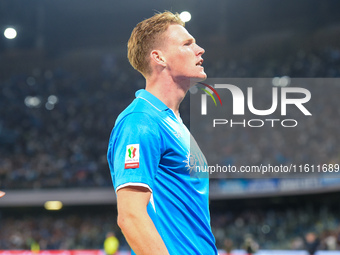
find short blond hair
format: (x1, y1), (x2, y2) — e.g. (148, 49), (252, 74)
(127, 11), (184, 77)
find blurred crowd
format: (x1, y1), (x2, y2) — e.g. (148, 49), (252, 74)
(1, 203), (340, 252)
(1, 45), (340, 189)
(211, 204), (340, 251)
(194, 47), (340, 179)
(0, 57), (143, 189)
(0, 209), (123, 250)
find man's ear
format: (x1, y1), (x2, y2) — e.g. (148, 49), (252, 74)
(150, 50), (166, 67)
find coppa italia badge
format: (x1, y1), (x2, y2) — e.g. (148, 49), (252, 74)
(125, 144), (140, 169)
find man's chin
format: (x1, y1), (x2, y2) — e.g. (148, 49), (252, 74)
(190, 73), (207, 84)
(178, 73), (207, 89)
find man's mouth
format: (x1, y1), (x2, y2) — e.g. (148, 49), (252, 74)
(196, 59), (204, 66)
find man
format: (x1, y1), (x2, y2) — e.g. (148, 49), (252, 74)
(107, 11), (218, 255)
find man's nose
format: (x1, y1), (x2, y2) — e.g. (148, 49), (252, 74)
(197, 44), (205, 56)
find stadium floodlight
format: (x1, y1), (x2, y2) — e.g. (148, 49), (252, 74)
(272, 76), (291, 87)
(4, 27), (17, 39)
(180, 11), (191, 23)
(48, 95), (58, 105)
(44, 201), (63, 210)
(24, 96), (41, 108)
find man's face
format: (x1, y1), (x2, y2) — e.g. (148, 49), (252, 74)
(161, 24), (206, 84)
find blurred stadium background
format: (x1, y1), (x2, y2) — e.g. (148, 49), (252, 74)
(1, 0), (340, 254)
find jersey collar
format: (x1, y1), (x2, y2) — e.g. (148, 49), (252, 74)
(135, 89), (169, 112)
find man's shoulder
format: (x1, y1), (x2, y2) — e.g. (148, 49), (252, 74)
(115, 97), (161, 128)
(109, 99), (162, 145)
(126, 96), (158, 114)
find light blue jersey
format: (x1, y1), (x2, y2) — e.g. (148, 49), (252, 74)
(107, 89), (217, 255)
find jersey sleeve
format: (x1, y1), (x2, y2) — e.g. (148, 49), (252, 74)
(107, 112), (161, 193)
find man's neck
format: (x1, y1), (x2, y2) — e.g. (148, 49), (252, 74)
(145, 76), (189, 117)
